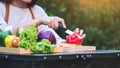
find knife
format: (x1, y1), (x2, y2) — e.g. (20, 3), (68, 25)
(58, 23), (74, 35)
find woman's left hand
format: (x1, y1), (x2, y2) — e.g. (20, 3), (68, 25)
(66, 28), (86, 45)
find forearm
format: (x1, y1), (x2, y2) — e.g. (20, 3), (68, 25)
(12, 19), (42, 34)
(20, 19), (42, 28)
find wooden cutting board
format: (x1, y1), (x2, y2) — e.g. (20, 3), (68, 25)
(63, 46), (96, 52)
(60, 43), (96, 52)
(0, 47), (33, 54)
(0, 47), (63, 54)
(0, 44), (96, 54)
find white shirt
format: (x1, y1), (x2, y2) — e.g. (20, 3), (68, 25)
(0, 2), (64, 44)
(0, 2), (48, 31)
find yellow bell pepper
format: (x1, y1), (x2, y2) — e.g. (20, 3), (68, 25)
(5, 35), (16, 48)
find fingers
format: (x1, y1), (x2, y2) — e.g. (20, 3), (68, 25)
(47, 16), (66, 30)
(74, 28), (80, 34)
(52, 20), (59, 30)
(58, 18), (66, 28)
(81, 34), (86, 39)
(74, 28), (86, 39)
(79, 29), (84, 35)
(48, 19), (59, 30)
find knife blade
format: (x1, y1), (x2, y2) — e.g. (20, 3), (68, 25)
(58, 23), (74, 35)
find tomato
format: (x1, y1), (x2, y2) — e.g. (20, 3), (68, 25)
(12, 37), (20, 48)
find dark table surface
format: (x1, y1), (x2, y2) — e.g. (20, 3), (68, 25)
(0, 50), (120, 61)
(1, 50), (120, 68)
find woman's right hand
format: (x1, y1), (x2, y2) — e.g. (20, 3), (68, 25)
(39, 16), (66, 30)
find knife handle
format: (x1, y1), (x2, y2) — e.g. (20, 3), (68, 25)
(58, 23), (67, 31)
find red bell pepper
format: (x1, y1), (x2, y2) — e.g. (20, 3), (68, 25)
(66, 33), (83, 45)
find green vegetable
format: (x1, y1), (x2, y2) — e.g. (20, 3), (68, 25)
(31, 39), (56, 53)
(18, 25), (56, 54)
(0, 29), (12, 47)
(18, 24), (38, 49)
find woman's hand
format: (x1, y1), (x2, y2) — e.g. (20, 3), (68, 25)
(42, 16), (66, 30)
(74, 28), (86, 39)
(66, 28), (86, 45)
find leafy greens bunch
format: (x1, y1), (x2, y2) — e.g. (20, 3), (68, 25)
(18, 24), (38, 49)
(32, 39), (56, 53)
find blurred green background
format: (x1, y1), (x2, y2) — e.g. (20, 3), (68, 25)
(37, 0), (120, 49)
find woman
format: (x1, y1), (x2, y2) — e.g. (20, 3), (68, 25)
(0, 0), (66, 44)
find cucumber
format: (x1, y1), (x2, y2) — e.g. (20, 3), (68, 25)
(0, 30), (12, 47)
